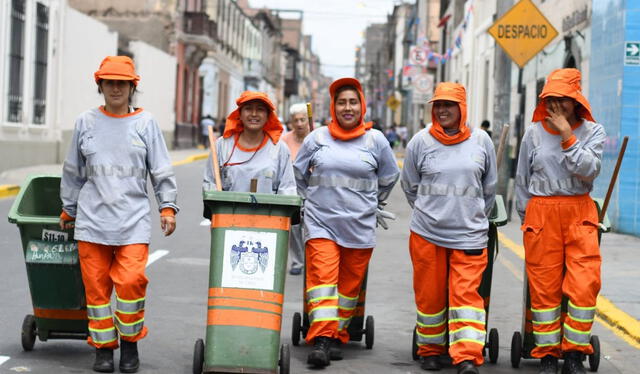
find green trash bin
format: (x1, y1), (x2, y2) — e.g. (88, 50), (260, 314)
(7, 174), (88, 351)
(193, 190), (301, 374)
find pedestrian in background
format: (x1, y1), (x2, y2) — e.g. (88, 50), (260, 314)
(281, 103), (312, 275)
(203, 91), (296, 196)
(385, 124), (399, 149)
(515, 68), (606, 374)
(200, 114), (215, 147)
(401, 82), (497, 374)
(294, 78), (399, 368)
(60, 56), (178, 373)
(480, 120), (492, 139)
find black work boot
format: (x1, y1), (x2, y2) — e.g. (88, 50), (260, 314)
(119, 340), (140, 373)
(561, 351), (586, 374)
(419, 355), (442, 371)
(329, 338), (343, 361)
(93, 348), (114, 373)
(456, 360), (479, 374)
(539, 355), (559, 374)
(307, 336), (331, 368)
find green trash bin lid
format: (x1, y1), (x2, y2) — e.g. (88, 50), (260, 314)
(8, 174), (62, 225)
(203, 190), (302, 207)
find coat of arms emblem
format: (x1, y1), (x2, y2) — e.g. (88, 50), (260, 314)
(230, 240), (269, 275)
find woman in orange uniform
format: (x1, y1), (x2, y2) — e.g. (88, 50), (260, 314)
(293, 78), (399, 368)
(515, 68), (606, 374)
(401, 82), (497, 374)
(60, 56), (178, 373)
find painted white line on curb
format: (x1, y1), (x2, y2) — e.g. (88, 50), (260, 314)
(0, 356), (10, 366)
(200, 219), (211, 226)
(146, 250), (169, 268)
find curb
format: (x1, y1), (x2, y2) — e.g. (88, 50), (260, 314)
(172, 152), (209, 166)
(497, 232), (640, 347)
(0, 184), (20, 199)
(0, 152), (210, 200)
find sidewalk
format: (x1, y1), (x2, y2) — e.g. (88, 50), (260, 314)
(0, 147), (208, 195)
(498, 218), (640, 347)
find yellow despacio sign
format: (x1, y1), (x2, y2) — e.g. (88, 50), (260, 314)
(488, 0), (559, 68)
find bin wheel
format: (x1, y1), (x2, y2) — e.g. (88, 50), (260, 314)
(411, 327), (419, 361)
(279, 343), (290, 374)
(193, 339), (204, 374)
(510, 331), (522, 368)
(365, 315), (374, 349)
(291, 312), (302, 346)
(588, 335), (600, 372)
(21, 314), (36, 351)
(488, 328), (499, 364)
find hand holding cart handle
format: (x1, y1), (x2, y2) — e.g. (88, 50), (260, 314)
(208, 126), (223, 191)
(599, 136), (629, 224)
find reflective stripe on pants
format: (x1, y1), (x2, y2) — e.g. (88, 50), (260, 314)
(523, 195), (601, 358)
(409, 232), (487, 366)
(78, 241), (150, 348)
(304, 238), (373, 344)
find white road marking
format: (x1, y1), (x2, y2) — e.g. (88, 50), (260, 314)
(200, 219), (211, 226)
(146, 250), (169, 267)
(0, 356), (9, 366)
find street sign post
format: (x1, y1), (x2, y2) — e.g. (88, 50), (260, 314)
(487, 0), (559, 68)
(409, 46), (428, 67)
(624, 41), (640, 66)
(386, 95), (400, 111)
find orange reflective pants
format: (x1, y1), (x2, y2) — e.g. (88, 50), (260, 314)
(409, 232), (487, 366)
(304, 238), (373, 344)
(78, 241), (149, 349)
(522, 195), (601, 358)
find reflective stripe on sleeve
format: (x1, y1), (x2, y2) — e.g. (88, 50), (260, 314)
(449, 326), (486, 346)
(306, 284), (338, 303)
(114, 315), (144, 337)
(533, 328), (562, 347)
(89, 326), (118, 344)
(338, 293), (358, 311)
(532, 305), (561, 325)
(378, 173), (400, 187)
(416, 329), (446, 346)
(568, 301), (596, 323)
(308, 175), (377, 191)
(116, 296), (145, 314)
(418, 183), (482, 198)
(87, 303), (113, 320)
(563, 323), (591, 346)
(417, 307), (446, 328)
(309, 306), (339, 324)
(448, 306), (486, 325)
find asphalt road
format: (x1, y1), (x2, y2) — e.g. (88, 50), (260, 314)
(0, 159), (638, 373)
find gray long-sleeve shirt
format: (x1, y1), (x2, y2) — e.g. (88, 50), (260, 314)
(203, 135), (297, 195)
(61, 108), (178, 245)
(294, 127), (400, 249)
(401, 127), (497, 250)
(515, 120), (606, 222)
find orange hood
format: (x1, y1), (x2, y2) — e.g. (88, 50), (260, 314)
(429, 82), (470, 145)
(94, 56), (140, 86)
(532, 68), (595, 123)
(223, 91), (283, 144)
(328, 78), (372, 140)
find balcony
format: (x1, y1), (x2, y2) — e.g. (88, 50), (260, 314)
(179, 11), (216, 51)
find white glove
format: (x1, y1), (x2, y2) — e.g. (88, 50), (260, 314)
(376, 203), (396, 230)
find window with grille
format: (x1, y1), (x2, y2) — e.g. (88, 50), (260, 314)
(32, 2), (49, 125)
(8, 0), (26, 123)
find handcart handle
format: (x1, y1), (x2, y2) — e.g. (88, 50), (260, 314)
(599, 136), (628, 223)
